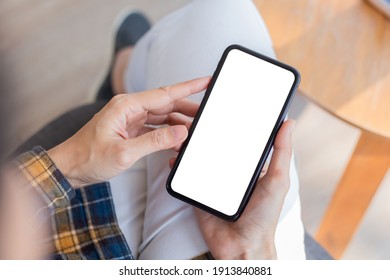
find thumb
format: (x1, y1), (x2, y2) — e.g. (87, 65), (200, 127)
(127, 125), (188, 161)
(260, 120), (295, 195)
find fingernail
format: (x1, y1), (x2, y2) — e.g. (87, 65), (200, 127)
(172, 126), (188, 142)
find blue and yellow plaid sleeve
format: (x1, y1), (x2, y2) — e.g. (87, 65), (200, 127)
(13, 146), (206, 260)
(14, 146), (75, 213)
(14, 146), (133, 260)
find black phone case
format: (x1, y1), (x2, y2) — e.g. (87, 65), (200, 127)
(166, 44), (301, 221)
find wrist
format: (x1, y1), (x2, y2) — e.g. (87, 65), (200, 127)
(47, 141), (85, 188)
(236, 243), (277, 260)
(213, 238), (277, 260)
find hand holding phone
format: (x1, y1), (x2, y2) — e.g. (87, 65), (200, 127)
(195, 120), (295, 259)
(167, 45), (300, 220)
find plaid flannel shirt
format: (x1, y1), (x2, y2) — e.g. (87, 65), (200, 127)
(15, 146), (209, 260)
(15, 146), (133, 260)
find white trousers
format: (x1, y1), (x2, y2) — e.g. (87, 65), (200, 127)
(110, 0), (306, 260)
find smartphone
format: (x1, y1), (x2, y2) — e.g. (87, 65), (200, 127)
(166, 45), (300, 221)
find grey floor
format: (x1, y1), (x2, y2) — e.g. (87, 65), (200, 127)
(1, 0), (389, 259)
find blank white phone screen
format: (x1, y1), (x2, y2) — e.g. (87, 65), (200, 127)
(170, 49), (296, 216)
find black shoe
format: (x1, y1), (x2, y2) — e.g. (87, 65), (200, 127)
(96, 12), (151, 101)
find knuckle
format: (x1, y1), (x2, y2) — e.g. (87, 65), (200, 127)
(158, 85), (174, 99)
(149, 129), (170, 148)
(108, 94), (124, 107)
(105, 94), (125, 112)
(159, 85), (172, 94)
(268, 171), (290, 192)
(273, 168), (285, 179)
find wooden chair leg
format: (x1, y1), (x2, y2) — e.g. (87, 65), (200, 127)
(316, 130), (390, 259)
